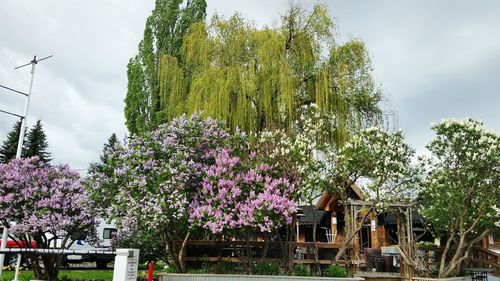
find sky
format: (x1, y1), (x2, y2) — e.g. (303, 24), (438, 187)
(0, 0), (499, 170)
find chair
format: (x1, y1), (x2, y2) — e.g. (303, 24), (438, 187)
(324, 228), (337, 243)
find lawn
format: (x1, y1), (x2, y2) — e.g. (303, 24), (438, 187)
(0, 269), (153, 281)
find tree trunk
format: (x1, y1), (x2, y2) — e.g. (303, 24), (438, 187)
(334, 205), (373, 262)
(311, 205), (320, 273)
(164, 233), (182, 272)
(286, 224), (293, 275)
(438, 229), (455, 277)
(178, 231), (191, 273)
(40, 255), (63, 281)
(261, 232), (269, 259)
(439, 228), (491, 278)
(244, 232), (252, 274)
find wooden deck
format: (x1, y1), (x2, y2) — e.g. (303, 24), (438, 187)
(185, 240), (354, 266)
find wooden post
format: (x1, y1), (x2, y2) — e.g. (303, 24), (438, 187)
(331, 211), (337, 243)
(370, 219), (377, 248)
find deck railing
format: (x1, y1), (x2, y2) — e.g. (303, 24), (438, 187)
(185, 240), (353, 266)
(471, 247), (499, 276)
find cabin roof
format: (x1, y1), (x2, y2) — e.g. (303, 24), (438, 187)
(297, 205), (326, 225)
(315, 182), (367, 211)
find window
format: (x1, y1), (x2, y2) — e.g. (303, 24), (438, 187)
(103, 228), (117, 239)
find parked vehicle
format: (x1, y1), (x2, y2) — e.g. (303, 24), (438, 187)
(0, 236), (38, 266)
(64, 219), (117, 269)
(0, 219), (118, 268)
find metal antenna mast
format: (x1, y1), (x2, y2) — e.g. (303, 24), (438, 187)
(0, 55), (53, 279)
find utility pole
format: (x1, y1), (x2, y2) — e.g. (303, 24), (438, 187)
(0, 55), (52, 279)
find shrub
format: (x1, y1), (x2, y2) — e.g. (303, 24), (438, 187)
(186, 268), (209, 274)
(324, 265), (348, 277)
(216, 261), (240, 274)
(294, 264), (310, 276)
(253, 262), (282, 275)
(164, 265), (177, 273)
(416, 241), (436, 248)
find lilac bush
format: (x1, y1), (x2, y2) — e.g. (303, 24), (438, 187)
(87, 113), (312, 272)
(189, 149), (298, 234)
(0, 157), (97, 280)
(86, 113), (244, 272)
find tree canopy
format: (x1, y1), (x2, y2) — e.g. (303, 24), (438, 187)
(0, 157), (96, 280)
(125, 3), (385, 146)
(0, 120), (51, 163)
(125, 0), (207, 134)
(420, 118), (500, 278)
(0, 120), (23, 163)
(24, 120), (52, 163)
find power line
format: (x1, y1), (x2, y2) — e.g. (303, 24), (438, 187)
(0, 84), (27, 96)
(0, 109), (23, 118)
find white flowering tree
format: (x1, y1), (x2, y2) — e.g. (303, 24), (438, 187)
(329, 127), (420, 262)
(420, 119), (500, 278)
(250, 105), (330, 270)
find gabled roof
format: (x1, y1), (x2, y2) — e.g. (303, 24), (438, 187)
(316, 182), (367, 211)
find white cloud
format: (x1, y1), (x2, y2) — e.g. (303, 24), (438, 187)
(1, 0), (499, 170)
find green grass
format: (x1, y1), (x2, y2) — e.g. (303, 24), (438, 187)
(0, 269), (152, 281)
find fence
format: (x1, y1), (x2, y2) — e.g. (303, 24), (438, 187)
(161, 273), (364, 281)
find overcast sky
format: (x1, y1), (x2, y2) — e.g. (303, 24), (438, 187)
(1, 0), (499, 170)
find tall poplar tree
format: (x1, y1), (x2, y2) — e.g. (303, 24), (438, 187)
(124, 0), (207, 135)
(24, 120), (52, 163)
(0, 120), (24, 163)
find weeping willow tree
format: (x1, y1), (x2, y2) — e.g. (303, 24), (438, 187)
(157, 3), (384, 145)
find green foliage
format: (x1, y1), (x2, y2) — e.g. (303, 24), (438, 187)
(86, 134), (123, 214)
(323, 265), (348, 277)
(330, 127), (420, 207)
(126, 2), (384, 145)
(125, 0), (207, 134)
(416, 241), (436, 248)
(0, 270), (118, 281)
(186, 268), (209, 274)
(99, 133), (118, 164)
(253, 262), (282, 275)
(24, 120), (51, 163)
(55, 275), (71, 281)
(112, 228), (166, 264)
(0, 120), (23, 163)
(293, 264), (311, 276)
(215, 261), (239, 274)
(164, 265), (177, 273)
(421, 119), (499, 234)
(0, 120), (52, 164)
(420, 118), (500, 277)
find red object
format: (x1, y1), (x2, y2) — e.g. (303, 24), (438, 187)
(148, 262), (154, 281)
(0, 239), (38, 248)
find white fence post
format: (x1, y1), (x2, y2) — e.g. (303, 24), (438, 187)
(13, 254), (21, 281)
(112, 249), (140, 281)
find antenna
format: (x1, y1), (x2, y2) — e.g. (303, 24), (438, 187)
(0, 55), (53, 279)
(14, 55), (53, 69)
(12, 55), (53, 158)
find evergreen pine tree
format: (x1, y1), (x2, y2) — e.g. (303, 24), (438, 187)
(0, 120), (24, 163)
(24, 120), (52, 163)
(100, 133), (119, 164)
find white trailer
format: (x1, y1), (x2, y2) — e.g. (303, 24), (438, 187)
(64, 219), (117, 268)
